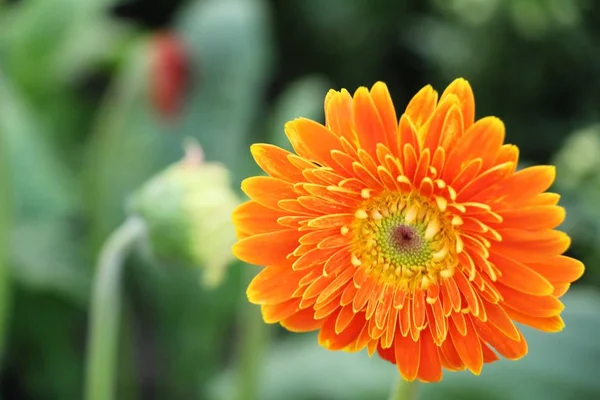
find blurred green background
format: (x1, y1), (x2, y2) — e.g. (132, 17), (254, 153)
(1, 0), (600, 399)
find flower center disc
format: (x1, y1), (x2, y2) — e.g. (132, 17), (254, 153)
(351, 192), (458, 289)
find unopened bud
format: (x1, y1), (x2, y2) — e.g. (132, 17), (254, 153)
(130, 139), (240, 288)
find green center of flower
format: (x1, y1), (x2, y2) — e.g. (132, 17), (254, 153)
(350, 192), (458, 288)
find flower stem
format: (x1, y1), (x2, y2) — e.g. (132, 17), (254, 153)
(236, 269), (270, 400)
(84, 217), (146, 400)
(388, 377), (418, 400)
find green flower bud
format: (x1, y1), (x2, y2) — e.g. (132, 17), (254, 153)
(130, 140), (240, 288)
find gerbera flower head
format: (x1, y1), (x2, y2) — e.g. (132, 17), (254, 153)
(231, 79), (584, 382)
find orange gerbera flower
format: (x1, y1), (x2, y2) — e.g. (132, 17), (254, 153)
(231, 78), (584, 382)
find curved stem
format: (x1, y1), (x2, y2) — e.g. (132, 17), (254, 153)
(388, 377), (418, 400)
(84, 217), (146, 400)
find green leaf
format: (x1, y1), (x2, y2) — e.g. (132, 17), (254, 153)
(0, 72), (87, 304)
(0, 72), (76, 219)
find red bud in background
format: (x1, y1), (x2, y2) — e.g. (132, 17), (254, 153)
(150, 32), (188, 121)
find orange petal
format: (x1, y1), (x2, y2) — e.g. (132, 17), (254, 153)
(285, 118), (341, 167)
(527, 255), (585, 284)
(232, 201), (288, 238)
(370, 82), (399, 155)
(405, 84), (438, 129)
(417, 327), (443, 382)
(440, 78), (475, 130)
(233, 229), (302, 266)
(552, 282), (570, 297)
(293, 246), (339, 271)
(261, 298), (301, 323)
(398, 114), (421, 162)
(439, 104), (464, 151)
(481, 341), (500, 363)
(394, 333), (421, 381)
(498, 205), (565, 230)
(241, 176), (299, 209)
(352, 86), (388, 156)
(495, 144), (519, 172)
(492, 229), (571, 262)
(318, 310), (365, 350)
(456, 161), (514, 201)
(504, 307), (565, 332)
(473, 318), (528, 360)
(490, 252), (554, 296)
(324, 89), (355, 141)
(250, 144), (306, 181)
(439, 337), (465, 371)
(423, 94), (460, 152)
(497, 283), (564, 317)
(281, 308), (324, 332)
(448, 315), (483, 375)
(475, 165), (556, 205)
(482, 301), (520, 341)
(443, 117), (505, 180)
(247, 266), (303, 304)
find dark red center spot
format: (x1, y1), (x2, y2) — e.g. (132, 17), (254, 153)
(391, 225), (419, 250)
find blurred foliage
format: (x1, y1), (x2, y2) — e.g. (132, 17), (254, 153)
(0, 0), (599, 399)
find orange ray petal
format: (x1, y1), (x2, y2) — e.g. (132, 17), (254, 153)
(526, 255), (585, 284)
(316, 265), (354, 305)
(353, 86), (388, 156)
(492, 229), (571, 262)
(261, 298), (301, 323)
(481, 300), (520, 341)
(443, 117), (505, 180)
(241, 176), (299, 209)
(417, 327), (443, 382)
(292, 246), (338, 271)
(497, 283), (564, 317)
(448, 315), (483, 375)
(440, 78), (475, 130)
(504, 307), (565, 332)
(456, 161), (514, 201)
(233, 229), (302, 266)
(552, 282), (570, 297)
(335, 304), (357, 333)
(319, 310), (366, 350)
(324, 88), (355, 141)
(394, 333), (421, 381)
(370, 82), (399, 155)
(498, 205), (565, 230)
(398, 114), (421, 163)
(232, 201), (288, 238)
(423, 94), (460, 152)
(473, 318), (528, 360)
(250, 143), (305, 182)
(439, 337), (465, 371)
(490, 252), (554, 296)
(285, 118), (341, 167)
(247, 266), (304, 304)
(475, 165), (556, 205)
(281, 308), (324, 332)
(404, 84), (438, 129)
(481, 341), (500, 363)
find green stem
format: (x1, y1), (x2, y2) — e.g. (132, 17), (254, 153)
(84, 217), (146, 400)
(236, 269), (270, 400)
(388, 377), (418, 400)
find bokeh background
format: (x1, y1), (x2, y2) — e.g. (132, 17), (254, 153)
(1, 0), (600, 399)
